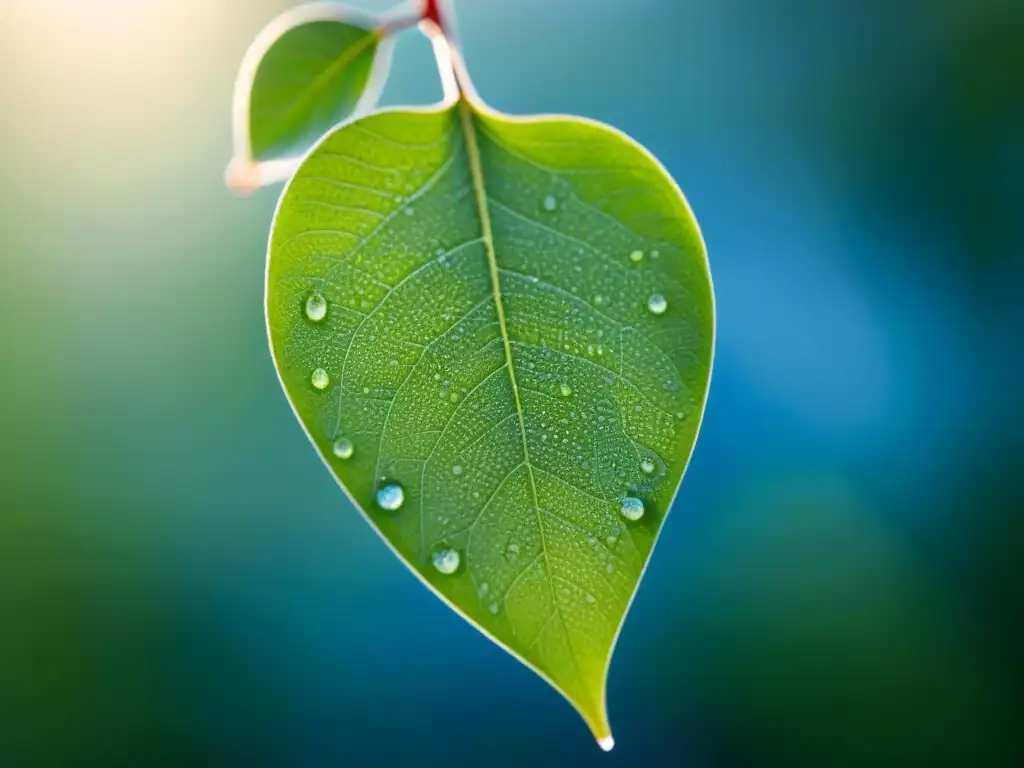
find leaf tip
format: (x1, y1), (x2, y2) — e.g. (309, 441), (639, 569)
(224, 157), (260, 196)
(597, 734), (615, 752)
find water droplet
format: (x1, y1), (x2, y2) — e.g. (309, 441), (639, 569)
(479, 582), (489, 595)
(606, 563), (615, 574)
(542, 194), (557, 212)
(449, 392), (459, 403)
(505, 542), (520, 563)
(620, 496), (645, 521)
(606, 535), (617, 547)
(629, 249), (644, 263)
(647, 293), (668, 315)
(452, 464), (463, 476)
(311, 368), (330, 390)
(640, 458), (656, 475)
(403, 207), (415, 216)
(488, 602), (500, 615)
(332, 438), (354, 459)
(376, 483), (404, 511)
(559, 383), (573, 397)
(431, 548), (460, 575)
(304, 293), (327, 322)
(586, 593), (596, 604)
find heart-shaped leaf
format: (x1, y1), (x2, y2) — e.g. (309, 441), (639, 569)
(227, 2), (394, 191)
(266, 97), (713, 746)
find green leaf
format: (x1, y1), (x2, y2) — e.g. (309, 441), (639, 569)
(231, 3), (393, 166)
(265, 98), (714, 746)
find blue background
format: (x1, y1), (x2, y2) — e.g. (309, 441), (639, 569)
(1, 0), (1021, 764)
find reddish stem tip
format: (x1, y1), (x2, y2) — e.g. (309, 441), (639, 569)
(422, 0), (444, 30)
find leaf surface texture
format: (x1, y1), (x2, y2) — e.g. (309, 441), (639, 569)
(266, 101), (713, 741)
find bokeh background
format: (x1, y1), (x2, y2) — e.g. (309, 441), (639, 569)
(1, 0), (1021, 765)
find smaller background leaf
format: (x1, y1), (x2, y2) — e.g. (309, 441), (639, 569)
(233, 4), (393, 165)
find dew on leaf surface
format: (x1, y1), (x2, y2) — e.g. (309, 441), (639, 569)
(647, 293), (668, 315)
(332, 438), (354, 459)
(311, 368), (330, 390)
(431, 548), (460, 575)
(304, 293), (327, 322)
(620, 496), (645, 521)
(376, 483), (405, 511)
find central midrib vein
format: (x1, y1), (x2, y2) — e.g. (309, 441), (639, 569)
(457, 101), (595, 711)
(456, 101), (540, 509)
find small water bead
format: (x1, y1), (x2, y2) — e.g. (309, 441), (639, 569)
(431, 548), (460, 575)
(376, 483), (405, 511)
(586, 593), (596, 604)
(505, 542), (520, 563)
(606, 563), (615, 574)
(621, 496), (645, 521)
(452, 464), (463, 476)
(606, 535), (618, 547)
(332, 438), (354, 459)
(311, 368), (330, 390)
(304, 293), (327, 322)
(542, 194), (557, 212)
(629, 249), (644, 263)
(559, 383), (573, 397)
(640, 458), (656, 475)
(488, 602), (500, 615)
(647, 293), (668, 315)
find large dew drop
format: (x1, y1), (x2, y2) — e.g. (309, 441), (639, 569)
(647, 293), (668, 315)
(332, 438), (354, 460)
(311, 368), (330, 390)
(620, 496), (645, 521)
(305, 293), (327, 322)
(640, 458), (656, 475)
(431, 548), (460, 575)
(376, 483), (404, 511)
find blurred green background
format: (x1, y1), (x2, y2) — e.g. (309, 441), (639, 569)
(1, 0), (1021, 765)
